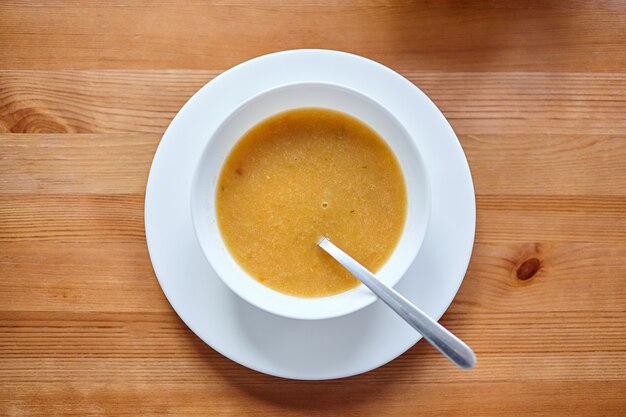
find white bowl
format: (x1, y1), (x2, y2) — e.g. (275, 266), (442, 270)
(190, 82), (430, 320)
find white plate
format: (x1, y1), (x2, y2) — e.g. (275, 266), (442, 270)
(144, 49), (475, 380)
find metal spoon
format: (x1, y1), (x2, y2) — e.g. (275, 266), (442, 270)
(318, 237), (476, 369)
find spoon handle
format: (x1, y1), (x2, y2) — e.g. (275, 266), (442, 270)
(318, 238), (476, 369)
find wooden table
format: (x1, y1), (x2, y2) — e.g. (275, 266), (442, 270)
(1, 1), (625, 415)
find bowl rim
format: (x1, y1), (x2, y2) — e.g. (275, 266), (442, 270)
(190, 80), (432, 320)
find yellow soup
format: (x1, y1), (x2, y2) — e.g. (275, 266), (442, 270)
(216, 108), (407, 297)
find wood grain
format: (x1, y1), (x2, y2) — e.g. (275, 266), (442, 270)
(0, 310), (625, 384)
(2, 71), (626, 135)
(2, 241), (625, 315)
(1, 1), (626, 72)
(1, 1), (626, 416)
(2, 381), (624, 416)
(0, 134), (158, 194)
(2, 193), (625, 244)
(3, 133), (626, 196)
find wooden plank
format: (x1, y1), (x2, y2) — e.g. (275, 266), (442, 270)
(0, 134), (157, 194)
(0, 70), (210, 134)
(1, 193), (625, 243)
(463, 134), (626, 197)
(1, 381), (624, 416)
(3, 132), (626, 196)
(0, 194), (144, 242)
(459, 241), (626, 314)
(2, 71), (626, 135)
(1, 241), (625, 314)
(476, 195), (626, 243)
(0, 311), (624, 385)
(0, 242), (167, 313)
(415, 72), (626, 135)
(1, 1), (625, 72)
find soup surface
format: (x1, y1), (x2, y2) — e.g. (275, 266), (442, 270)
(216, 108), (407, 297)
